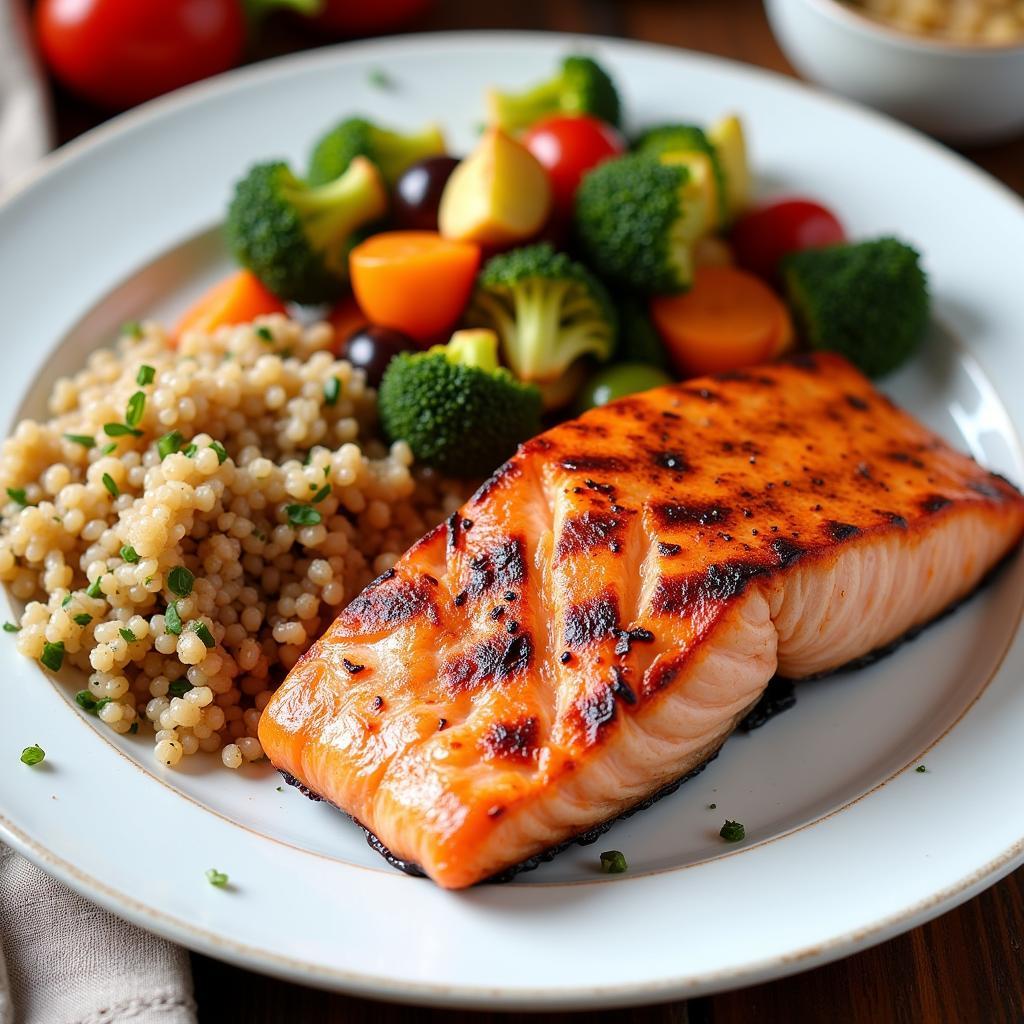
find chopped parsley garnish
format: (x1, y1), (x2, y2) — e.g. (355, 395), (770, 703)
(64, 433), (96, 448)
(206, 868), (229, 888)
(190, 621), (215, 648)
(120, 545), (139, 563)
(323, 377), (340, 406)
(122, 320), (144, 339)
(125, 391), (146, 429)
(209, 440), (228, 464)
(129, 722), (138, 734)
(312, 484), (331, 504)
(3, 622), (19, 633)
(73, 613), (92, 626)
(168, 678), (192, 697)
(40, 641), (65, 672)
(103, 422), (142, 438)
(183, 443), (198, 458)
(165, 601), (183, 635)
(61, 594), (73, 607)
(599, 850), (628, 874)
(720, 820), (745, 843)
(168, 566), (194, 597)
(157, 430), (184, 459)
(86, 576), (105, 599)
(119, 628), (137, 643)
(6, 487), (27, 506)
(20, 744), (45, 766)
(95, 697), (112, 713)
(255, 326), (273, 343)
(101, 473), (119, 497)
(285, 504), (322, 527)
(915, 764), (928, 773)
(75, 690), (98, 712)
(101, 442), (118, 455)
(367, 68), (394, 89)
(136, 364), (156, 386)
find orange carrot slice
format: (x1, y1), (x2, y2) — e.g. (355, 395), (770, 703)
(173, 270), (287, 342)
(650, 265), (794, 377)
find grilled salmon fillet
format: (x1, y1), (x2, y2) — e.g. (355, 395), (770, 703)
(260, 353), (1024, 889)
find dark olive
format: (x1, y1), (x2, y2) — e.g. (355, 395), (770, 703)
(393, 156), (460, 232)
(341, 325), (416, 387)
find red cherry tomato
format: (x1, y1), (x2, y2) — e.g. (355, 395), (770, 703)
(35, 0), (246, 109)
(730, 199), (846, 281)
(522, 115), (626, 218)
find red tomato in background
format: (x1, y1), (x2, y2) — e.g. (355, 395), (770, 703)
(523, 115), (626, 218)
(730, 199), (846, 281)
(309, 0), (434, 34)
(36, 0), (246, 109)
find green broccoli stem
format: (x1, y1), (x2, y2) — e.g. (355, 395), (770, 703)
(370, 125), (446, 183)
(284, 157), (386, 258)
(443, 330), (501, 372)
(243, 0), (322, 23)
(491, 80), (564, 134)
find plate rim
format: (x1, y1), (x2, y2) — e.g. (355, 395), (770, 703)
(3, 29), (1024, 1009)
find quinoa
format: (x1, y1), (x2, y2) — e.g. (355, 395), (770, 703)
(0, 314), (466, 768)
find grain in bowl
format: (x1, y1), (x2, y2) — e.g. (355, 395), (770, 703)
(0, 315), (466, 768)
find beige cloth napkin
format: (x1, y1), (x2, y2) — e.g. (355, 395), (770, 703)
(0, 4), (198, 1022)
(0, 847), (197, 1024)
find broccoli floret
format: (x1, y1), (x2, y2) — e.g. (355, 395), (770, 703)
(308, 116), (446, 186)
(614, 292), (670, 370)
(466, 243), (616, 404)
(633, 124), (728, 224)
(575, 154), (701, 294)
(226, 156), (387, 304)
(378, 329), (542, 477)
(487, 55), (621, 135)
(782, 238), (929, 378)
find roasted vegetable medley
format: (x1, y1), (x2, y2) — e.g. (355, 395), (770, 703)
(215, 53), (931, 477)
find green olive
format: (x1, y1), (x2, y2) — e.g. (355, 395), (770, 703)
(574, 363), (674, 414)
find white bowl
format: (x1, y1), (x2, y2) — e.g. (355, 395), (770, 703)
(766, 0), (1024, 143)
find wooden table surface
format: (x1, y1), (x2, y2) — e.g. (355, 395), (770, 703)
(48, 0), (1024, 1019)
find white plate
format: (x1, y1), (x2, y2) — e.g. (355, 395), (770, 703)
(2, 32), (1024, 1011)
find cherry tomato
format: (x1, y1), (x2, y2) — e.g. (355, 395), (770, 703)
(393, 157), (460, 232)
(35, 0), (246, 109)
(730, 199), (846, 281)
(522, 115), (626, 218)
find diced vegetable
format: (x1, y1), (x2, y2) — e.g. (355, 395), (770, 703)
(307, 117), (446, 187)
(226, 156), (388, 304)
(393, 156), (460, 232)
(650, 265), (794, 377)
(378, 329), (542, 477)
(782, 238), (928, 378)
(575, 154), (702, 293)
(522, 114), (625, 218)
(633, 123), (728, 225)
(173, 271), (287, 342)
(486, 55), (622, 135)
(707, 115), (750, 220)
(466, 243), (616, 408)
(731, 199), (846, 281)
(349, 231), (481, 343)
(438, 130), (552, 248)
(341, 326), (416, 388)
(574, 363), (673, 414)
